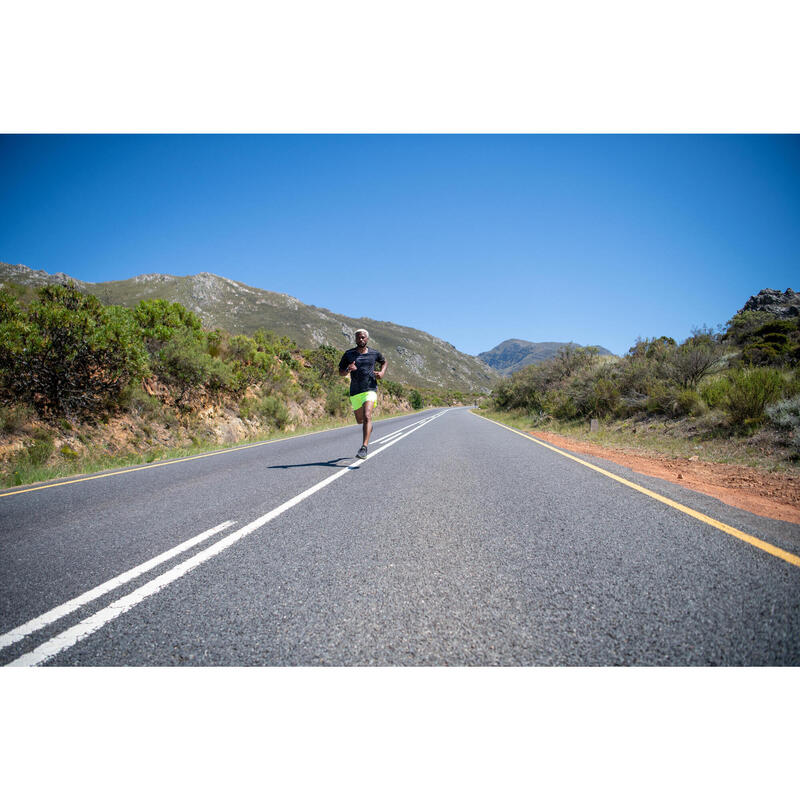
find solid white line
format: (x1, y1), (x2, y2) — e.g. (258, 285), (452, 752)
(0, 520), (236, 652)
(7, 409), (447, 666)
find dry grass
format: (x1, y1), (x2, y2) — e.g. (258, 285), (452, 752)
(477, 409), (800, 473)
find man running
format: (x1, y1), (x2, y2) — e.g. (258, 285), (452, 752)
(338, 329), (386, 459)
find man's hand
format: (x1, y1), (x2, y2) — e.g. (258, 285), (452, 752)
(347, 362), (357, 373)
(375, 366), (386, 380)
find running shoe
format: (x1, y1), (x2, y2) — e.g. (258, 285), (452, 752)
(356, 445), (368, 459)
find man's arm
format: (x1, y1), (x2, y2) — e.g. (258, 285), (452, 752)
(375, 358), (387, 380)
(338, 353), (356, 377)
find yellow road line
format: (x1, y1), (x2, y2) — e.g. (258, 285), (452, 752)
(474, 413), (800, 569)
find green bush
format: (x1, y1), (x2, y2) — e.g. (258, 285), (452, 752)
(645, 382), (679, 416)
(156, 331), (232, 403)
(409, 389), (424, 410)
(741, 319), (800, 366)
(228, 334), (258, 363)
(382, 380), (406, 400)
(544, 389), (579, 420)
(676, 388), (704, 417)
(241, 394), (290, 428)
(303, 344), (340, 381)
(726, 367), (785, 425)
(0, 284), (149, 418)
(589, 377), (620, 418)
(700, 376), (731, 409)
(325, 385), (348, 417)
(134, 298), (203, 347)
(264, 396), (290, 429)
(670, 332), (725, 388)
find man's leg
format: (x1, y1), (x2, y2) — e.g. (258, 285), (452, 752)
(360, 401), (374, 447)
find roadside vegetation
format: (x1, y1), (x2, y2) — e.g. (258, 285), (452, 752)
(0, 282), (476, 488)
(479, 311), (800, 470)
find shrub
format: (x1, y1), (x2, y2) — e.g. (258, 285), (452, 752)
(409, 389), (424, 410)
(700, 376), (731, 409)
(589, 377), (620, 418)
(741, 319), (800, 366)
(675, 388), (704, 417)
(724, 310), (775, 344)
(240, 394), (290, 428)
(0, 284), (149, 418)
(134, 298), (203, 348)
(155, 332), (232, 403)
(551, 345), (601, 379)
(228, 334), (257, 363)
(544, 389), (579, 420)
(60, 445), (79, 461)
(382, 380), (406, 400)
(669, 333), (725, 388)
(726, 367), (785, 425)
(765, 395), (800, 432)
(303, 345), (340, 381)
(260, 396), (290, 429)
(325, 385), (348, 417)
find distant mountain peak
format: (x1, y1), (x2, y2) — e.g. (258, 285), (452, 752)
(478, 338), (612, 376)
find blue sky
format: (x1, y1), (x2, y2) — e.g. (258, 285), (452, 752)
(1, 134), (798, 356)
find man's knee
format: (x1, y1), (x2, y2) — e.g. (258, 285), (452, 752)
(363, 403), (373, 421)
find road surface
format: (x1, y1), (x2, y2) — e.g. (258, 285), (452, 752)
(1, 407), (798, 665)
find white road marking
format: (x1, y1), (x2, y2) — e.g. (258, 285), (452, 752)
(6, 409), (447, 666)
(372, 413), (437, 444)
(0, 521), (235, 652)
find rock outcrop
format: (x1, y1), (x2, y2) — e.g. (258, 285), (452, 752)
(742, 288), (800, 318)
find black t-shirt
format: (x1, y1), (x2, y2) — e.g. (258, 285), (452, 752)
(338, 347), (385, 395)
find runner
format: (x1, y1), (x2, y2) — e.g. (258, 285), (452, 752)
(338, 329), (387, 459)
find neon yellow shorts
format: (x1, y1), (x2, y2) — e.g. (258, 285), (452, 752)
(350, 391), (377, 411)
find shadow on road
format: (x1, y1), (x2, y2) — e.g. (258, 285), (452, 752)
(268, 458), (352, 470)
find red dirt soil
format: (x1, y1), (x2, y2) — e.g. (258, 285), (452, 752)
(528, 431), (800, 526)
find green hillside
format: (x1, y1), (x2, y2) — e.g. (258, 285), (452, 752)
(0, 263), (497, 393)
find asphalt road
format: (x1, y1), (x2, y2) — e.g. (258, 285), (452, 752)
(1, 407), (799, 666)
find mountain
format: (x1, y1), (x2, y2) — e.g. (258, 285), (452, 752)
(0, 263), (498, 394)
(478, 338), (613, 376)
